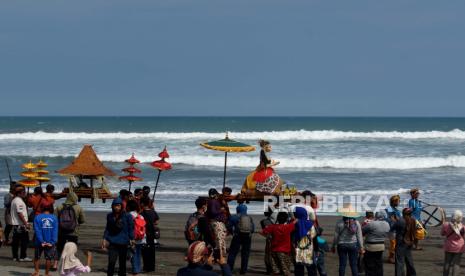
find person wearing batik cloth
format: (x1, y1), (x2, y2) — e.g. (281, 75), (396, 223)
(206, 189), (228, 259)
(254, 140), (283, 195)
(294, 207), (319, 276)
(408, 188), (423, 250)
(385, 194), (402, 264)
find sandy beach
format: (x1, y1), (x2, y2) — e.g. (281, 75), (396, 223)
(0, 210), (448, 275)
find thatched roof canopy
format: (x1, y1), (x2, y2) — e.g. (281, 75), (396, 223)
(57, 145), (115, 177)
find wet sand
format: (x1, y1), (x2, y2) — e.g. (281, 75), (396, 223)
(0, 210), (447, 275)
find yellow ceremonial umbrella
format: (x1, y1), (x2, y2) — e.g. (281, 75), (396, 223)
(200, 133), (255, 188)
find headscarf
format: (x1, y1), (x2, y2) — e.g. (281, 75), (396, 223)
(451, 210), (463, 235)
(187, 241), (208, 264)
(59, 242), (83, 275)
(112, 197), (123, 206)
(295, 207), (313, 241)
(64, 192), (78, 206)
(236, 204), (247, 216)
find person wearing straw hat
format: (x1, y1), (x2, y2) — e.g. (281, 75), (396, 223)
(332, 204), (364, 276)
(408, 188), (423, 250)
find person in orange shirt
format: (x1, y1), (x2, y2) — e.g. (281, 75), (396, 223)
(27, 187), (44, 216)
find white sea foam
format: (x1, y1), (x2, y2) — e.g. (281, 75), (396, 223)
(2, 129), (465, 141)
(10, 153), (465, 170)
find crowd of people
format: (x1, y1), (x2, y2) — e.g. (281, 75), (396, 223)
(177, 188), (464, 276)
(0, 180), (463, 276)
(1, 183), (160, 276)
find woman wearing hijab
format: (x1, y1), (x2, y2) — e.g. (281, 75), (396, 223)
(294, 206), (318, 276)
(59, 242), (92, 276)
(441, 210), (465, 276)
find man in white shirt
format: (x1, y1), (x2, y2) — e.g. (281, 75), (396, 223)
(10, 186), (31, 262)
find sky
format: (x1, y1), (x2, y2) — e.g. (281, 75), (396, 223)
(0, 0), (464, 116)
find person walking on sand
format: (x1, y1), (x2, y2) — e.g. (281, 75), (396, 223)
(54, 192), (85, 270)
(141, 186), (154, 209)
(227, 203), (255, 274)
(11, 186), (31, 262)
(140, 197), (159, 272)
(261, 212), (297, 276)
(4, 185), (15, 245)
(260, 208), (274, 275)
(294, 207), (318, 276)
(408, 188), (423, 250)
(362, 211), (390, 276)
(102, 197), (135, 276)
(207, 188), (228, 259)
(32, 204), (58, 276)
(185, 197), (208, 245)
(441, 210), (465, 276)
(386, 194), (402, 264)
(55, 192), (85, 253)
(391, 208), (417, 276)
(332, 205), (364, 276)
(59, 242), (93, 276)
(127, 199), (145, 275)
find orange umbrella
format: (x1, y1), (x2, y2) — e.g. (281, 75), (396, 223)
(150, 147), (172, 200)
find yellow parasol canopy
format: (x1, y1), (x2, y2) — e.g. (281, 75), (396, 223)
(18, 179), (39, 187)
(36, 160), (48, 168)
(35, 176), (51, 182)
(22, 161), (37, 170)
(36, 169), (49, 175)
(21, 171), (38, 178)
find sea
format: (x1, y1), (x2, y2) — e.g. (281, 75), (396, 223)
(1, 116), (465, 215)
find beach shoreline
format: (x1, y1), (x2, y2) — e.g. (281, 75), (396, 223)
(0, 210), (446, 275)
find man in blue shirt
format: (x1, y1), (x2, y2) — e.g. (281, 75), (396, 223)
(227, 203), (254, 274)
(33, 204), (58, 276)
(408, 188), (423, 250)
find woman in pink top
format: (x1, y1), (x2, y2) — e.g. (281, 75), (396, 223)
(59, 242), (92, 276)
(441, 210), (465, 276)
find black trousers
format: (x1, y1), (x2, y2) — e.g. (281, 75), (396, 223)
(142, 243), (156, 272)
(295, 263), (318, 276)
(364, 250), (384, 276)
(11, 226), (29, 260)
(107, 243), (128, 276)
(4, 224), (12, 241)
(227, 233), (252, 273)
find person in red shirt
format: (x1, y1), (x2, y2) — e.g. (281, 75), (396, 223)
(261, 212), (297, 276)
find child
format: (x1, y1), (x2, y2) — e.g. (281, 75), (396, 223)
(59, 242), (92, 276)
(315, 227), (329, 276)
(33, 204), (58, 276)
(261, 212), (296, 276)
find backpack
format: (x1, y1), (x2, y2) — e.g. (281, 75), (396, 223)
(238, 215), (253, 234)
(415, 220), (427, 240)
(134, 214), (146, 240)
(185, 212), (200, 242)
(59, 205), (77, 233)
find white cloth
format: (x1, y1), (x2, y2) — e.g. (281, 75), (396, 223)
(59, 242), (84, 276)
(10, 197), (27, 226)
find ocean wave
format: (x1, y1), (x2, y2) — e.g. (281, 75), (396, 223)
(9, 153), (465, 170)
(2, 129), (465, 141)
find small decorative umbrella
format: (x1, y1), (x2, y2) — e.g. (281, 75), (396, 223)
(35, 159), (50, 187)
(19, 161), (39, 193)
(200, 133), (255, 188)
(150, 147), (172, 200)
(119, 153), (143, 192)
